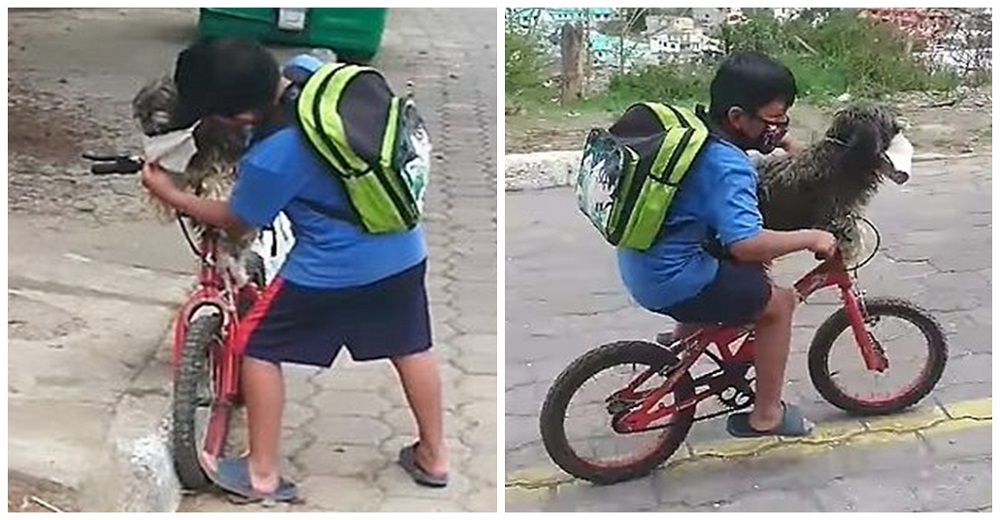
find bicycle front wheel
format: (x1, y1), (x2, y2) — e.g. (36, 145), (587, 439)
(172, 313), (233, 490)
(808, 297), (948, 416)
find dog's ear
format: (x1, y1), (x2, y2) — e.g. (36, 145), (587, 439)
(846, 120), (878, 157)
(842, 120), (882, 173)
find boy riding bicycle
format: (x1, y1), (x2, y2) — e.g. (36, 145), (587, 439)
(617, 51), (836, 437)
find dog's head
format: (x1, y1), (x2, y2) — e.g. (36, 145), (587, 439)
(824, 103), (910, 185)
(131, 76), (246, 180)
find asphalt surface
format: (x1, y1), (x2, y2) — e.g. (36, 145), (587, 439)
(504, 154), (992, 511)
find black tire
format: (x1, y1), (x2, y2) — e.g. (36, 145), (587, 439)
(539, 341), (695, 485)
(172, 313), (224, 490)
(808, 297), (948, 416)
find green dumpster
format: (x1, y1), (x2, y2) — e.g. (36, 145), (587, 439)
(197, 8), (388, 62)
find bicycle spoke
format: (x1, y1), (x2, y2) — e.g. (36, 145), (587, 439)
(563, 361), (681, 468)
(828, 313), (931, 404)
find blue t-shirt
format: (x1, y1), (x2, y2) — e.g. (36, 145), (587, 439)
(616, 138), (763, 310)
(229, 127), (427, 288)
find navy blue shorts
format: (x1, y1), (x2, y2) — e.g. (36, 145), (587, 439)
(656, 261), (772, 326)
(235, 260), (432, 366)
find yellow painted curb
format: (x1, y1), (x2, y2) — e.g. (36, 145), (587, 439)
(940, 396), (992, 419)
(505, 397), (992, 500)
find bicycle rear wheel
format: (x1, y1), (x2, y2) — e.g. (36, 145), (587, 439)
(539, 340), (695, 485)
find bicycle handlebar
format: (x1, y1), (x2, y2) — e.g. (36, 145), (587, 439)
(82, 153), (144, 175)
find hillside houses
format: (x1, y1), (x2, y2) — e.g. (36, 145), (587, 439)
(506, 8), (988, 73)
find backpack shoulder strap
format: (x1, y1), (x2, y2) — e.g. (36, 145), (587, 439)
(640, 102), (709, 186)
(640, 102), (706, 133)
(296, 63), (380, 175)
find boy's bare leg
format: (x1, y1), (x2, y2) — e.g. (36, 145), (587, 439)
(243, 357), (285, 492)
(391, 350), (448, 476)
(748, 286), (796, 431)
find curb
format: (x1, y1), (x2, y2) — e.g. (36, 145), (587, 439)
(503, 150), (986, 192)
(505, 397), (992, 497)
(79, 329), (181, 512)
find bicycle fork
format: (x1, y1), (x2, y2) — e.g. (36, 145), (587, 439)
(839, 283), (889, 372)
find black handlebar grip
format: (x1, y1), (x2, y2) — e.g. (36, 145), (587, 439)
(91, 161), (142, 175)
(82, 152), (126, 162)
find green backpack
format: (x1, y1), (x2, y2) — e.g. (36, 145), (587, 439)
(575, 102), (709, 250)
(295, 63), (430, 233)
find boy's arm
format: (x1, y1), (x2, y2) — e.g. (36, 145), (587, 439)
(730, 229), (825, 263)
(707, 157), (832, 263)
(141, 163), (250, 235)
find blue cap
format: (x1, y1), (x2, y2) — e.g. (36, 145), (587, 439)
(282, 54), (324, 83)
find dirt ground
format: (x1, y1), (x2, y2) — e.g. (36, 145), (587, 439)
(8, 472), (79, 513)
(7, 8), (197, 223)
(505, 88), (992, 155)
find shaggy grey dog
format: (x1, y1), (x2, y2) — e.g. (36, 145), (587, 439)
(131, 75), (256, 283)
(753, 102), (909, 262)
(131, 75), (247, 202)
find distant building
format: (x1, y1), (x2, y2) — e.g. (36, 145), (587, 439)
(724, 8), (747, 26)
(548, 7), (615, 24)
(588, 31), (650, 69)
(690, 8), (724, 30)
(505, 7), (617, 34)
(860, 8), (951, 45)
(645, 15), (722, 60)
(772, 8), (803, 22)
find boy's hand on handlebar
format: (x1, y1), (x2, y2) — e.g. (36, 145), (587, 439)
(807, 230), (838, 260)
(141, 162), (181, 203)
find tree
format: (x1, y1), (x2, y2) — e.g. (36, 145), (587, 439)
(618, 8), (648, 33)
(616, 8), (648, 74)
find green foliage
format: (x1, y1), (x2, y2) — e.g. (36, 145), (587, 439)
(505, 31), (548, 97)
(606, 62), (710, 106)
(719, 9), (962, 98)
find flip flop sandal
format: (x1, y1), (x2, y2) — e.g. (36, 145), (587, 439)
(398, 443), (449, 488)
(726, 402), (815, 438)
(205, 456), (301, 507)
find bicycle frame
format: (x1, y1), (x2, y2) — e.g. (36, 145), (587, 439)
(169, 221), (251, 459)
(81, 152), (259, 464)
(612, 250), (887, 433)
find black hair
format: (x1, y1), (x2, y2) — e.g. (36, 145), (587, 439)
(708, 51), (797, 123)
(172, 37), (280, 124)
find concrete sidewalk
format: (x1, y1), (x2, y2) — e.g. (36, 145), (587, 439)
(9, 8), (497, 513)
(8, 215), (195, 511)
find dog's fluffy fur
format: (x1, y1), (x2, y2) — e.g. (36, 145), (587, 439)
(752, 102), (905, 262)
(131, 76), (255, 284)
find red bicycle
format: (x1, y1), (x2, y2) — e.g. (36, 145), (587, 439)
(539, 222), (947, 485)
(85, 153), (264, 490)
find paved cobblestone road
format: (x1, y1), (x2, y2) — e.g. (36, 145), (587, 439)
(184, 8), (497, 512)
(504, 155), (991, 511)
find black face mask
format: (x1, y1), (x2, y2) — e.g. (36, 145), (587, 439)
(749, 122), (789, 154)
(697, 105), (789, 154)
